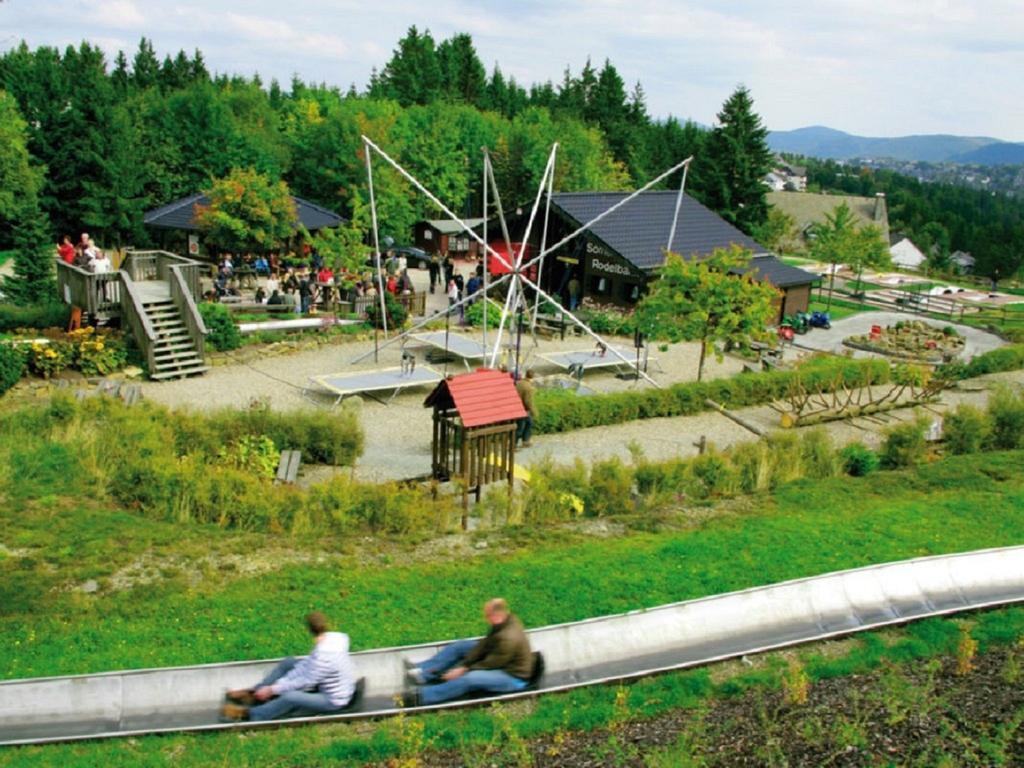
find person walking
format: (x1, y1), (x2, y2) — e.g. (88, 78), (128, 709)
(403, 599), (533, 706)
(428, 252), (440, 294)
(515, 369), (538, 448)
(222, 612), (357, 722)
(567, 276), (582, 311)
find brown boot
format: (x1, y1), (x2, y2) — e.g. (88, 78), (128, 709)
(220, 702), (250, 721)
(226, 688), (257, 705)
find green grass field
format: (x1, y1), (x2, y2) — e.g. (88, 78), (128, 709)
(807, 298), (867, 321)
(1, 449), (1023, 765)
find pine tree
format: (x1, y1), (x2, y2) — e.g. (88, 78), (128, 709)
(437, 33), (486, 106)
(702, 85), (773, 234)
(373, 26), (441, 106)
(4, 200), (55, 305)
(131, 37), (160, 89)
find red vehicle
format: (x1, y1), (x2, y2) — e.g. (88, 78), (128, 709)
(487, 242), (537, 280)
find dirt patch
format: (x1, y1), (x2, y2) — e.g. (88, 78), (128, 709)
(410, 644), (1024, 766)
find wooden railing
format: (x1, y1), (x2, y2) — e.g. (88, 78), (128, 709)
(338, 292), (428, 318)
(168, 266), (208, 362)
(123, 250), (203, 297)
(118, 270), (159, 375)
(55, 260), (122, 316)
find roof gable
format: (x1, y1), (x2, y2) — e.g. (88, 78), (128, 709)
(550, 191), (766, 271)
(143, 194), (343, 232)
(424, 369), (526, 428)
(767, 191), (890, 242)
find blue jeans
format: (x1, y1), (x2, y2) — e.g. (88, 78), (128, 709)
(248, 657), (345, 722)
(413, 640), (528, 705)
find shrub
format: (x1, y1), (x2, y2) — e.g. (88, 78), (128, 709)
(839, 442), (879, 476)
(218, 434), (278, 478)
(366, 293), (408, 329)
(689, 450), (737, 498)
(27, 339), (74, 378)
(943, 404), (990, 455)
(0, 343), (27, 395)
(67, 327), (128, 376)
(463, 298), (505, 327)
(730, 441), (774, 494)
(585, 457), (634, 517)
(0, 302), (70, 332)
(198, 302), (242, 351)
(986, 385), (1024, 450)
(956, 344), (1024, 378)
(880, 417), (930, 468)
(198, 400), (364, 466)
(799, 428), (841, 479)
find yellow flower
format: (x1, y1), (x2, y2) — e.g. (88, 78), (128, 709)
(95, 342), (104, 351)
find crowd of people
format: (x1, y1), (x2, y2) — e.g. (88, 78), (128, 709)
(56, 232), (111, 275)
(221, 598), (536, 721)
(208, 248), (427, 315)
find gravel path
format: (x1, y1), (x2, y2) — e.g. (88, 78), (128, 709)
(138, 286), (1017, 484)
(792, 310), (1006, 359)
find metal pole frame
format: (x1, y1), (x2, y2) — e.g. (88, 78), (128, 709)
(666, 162), (690, 253)
(531, 143), (558, 329)
(363, 138), (389, 342)
(352, 136), (692, 386)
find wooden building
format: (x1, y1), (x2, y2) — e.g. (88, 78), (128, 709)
(481, 191), (819, 324)
(413, 218), (486, 258)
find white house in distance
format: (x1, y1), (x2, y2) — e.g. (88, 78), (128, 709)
(890, 236), (926, 270)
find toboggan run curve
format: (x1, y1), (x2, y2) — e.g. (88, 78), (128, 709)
(1, 545), (1022, 746)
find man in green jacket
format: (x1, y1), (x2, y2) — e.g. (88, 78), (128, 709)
(404, 598), (533, 705)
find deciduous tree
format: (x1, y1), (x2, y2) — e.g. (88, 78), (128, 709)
(195, 168), (298, 254)
(636, 246), (778, 381)
(811, 202), (890, 307)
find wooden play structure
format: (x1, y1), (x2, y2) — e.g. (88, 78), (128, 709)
(424, 369), (526, 528)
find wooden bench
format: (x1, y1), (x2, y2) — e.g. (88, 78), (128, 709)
(534, 312), (568, 340)
(275, 449), (302, 484)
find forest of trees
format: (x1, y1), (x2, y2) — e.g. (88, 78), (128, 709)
(0, 30), (757, 252)
(804, 158), (1024, 281)
(1, 27), (1019, 301)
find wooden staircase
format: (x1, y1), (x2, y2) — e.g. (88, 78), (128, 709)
(144, 297), (209, 380)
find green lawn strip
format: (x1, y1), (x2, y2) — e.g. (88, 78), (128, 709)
(2, 451), (1022, 682)
(807, 298), (866, 320)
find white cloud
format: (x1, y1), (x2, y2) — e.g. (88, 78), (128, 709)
(2, 0), (1023, 140)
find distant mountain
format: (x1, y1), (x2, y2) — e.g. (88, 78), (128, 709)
(952, 142), (1024, 165)
(768, 125), (1023, 165)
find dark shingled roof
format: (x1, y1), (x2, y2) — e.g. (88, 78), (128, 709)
(549, 191), (817, 288)
(550, 191), (765, 270)
(143, 193), (343, 232)
(734, 255), (821, 288)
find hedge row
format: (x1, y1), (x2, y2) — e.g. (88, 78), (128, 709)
(534, 345), (1024, 435)
(533, 357), (891, 434)
(0, 303), (70, 332)
(0, 343), (27, 397)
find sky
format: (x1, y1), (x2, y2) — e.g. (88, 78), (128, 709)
(3, 0), (1024, 141)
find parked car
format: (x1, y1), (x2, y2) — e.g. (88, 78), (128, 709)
(364, 246), (430, 270)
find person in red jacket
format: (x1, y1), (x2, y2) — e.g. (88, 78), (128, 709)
(56, 235), (75, 264)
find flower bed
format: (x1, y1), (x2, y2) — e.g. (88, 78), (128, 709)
(844, 320), (965, 363)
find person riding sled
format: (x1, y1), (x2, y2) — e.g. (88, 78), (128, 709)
(403, 598), (535, 706)
(222, 611), (359, 721)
